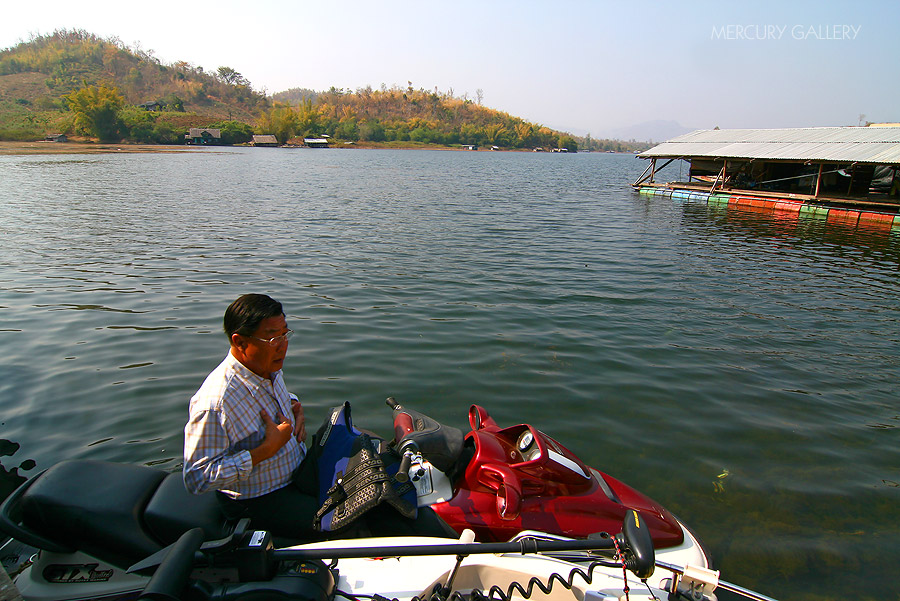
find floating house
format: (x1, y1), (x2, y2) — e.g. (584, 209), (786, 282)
(634, 126), (900, 231)
(185, 128), (222, 145)
(251, 134), (279, 147)
(303, 137), (329, 148)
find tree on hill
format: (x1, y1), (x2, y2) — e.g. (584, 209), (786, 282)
(256, 104), (299, 144)
(558, 136), (578, 152)
(65, 82), (125, 141)
(216, 66), (249, 87)
(272, 87), (318, 105)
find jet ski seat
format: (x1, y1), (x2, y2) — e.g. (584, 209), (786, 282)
(14, 460), (228, 569)
(144, 470), (232, 545)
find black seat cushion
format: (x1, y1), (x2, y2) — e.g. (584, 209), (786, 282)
(21, 460), (166, 568)
(144, 472), (230, 545)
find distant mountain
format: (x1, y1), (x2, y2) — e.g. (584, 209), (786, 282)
(599, 120), (695, 144)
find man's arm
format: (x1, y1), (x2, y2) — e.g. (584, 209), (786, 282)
(290, 397), (307, 444)
(183, 408), (251, 494)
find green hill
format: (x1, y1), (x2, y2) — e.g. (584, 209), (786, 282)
(0, 30), (648, 152)
(0, 30), (266, 142)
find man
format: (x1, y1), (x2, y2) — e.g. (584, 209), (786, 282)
(185, 293), (456, 541)
(183, 293), (318, 538)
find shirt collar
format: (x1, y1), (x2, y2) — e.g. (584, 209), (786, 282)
(225, 351), (282, 388)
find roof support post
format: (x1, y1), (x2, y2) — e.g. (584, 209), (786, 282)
(847, 162), (857, 196)
(633, 161), (653, 187)
(814, 163), (824, 197)
(633, 158), (677, 187)
(709, 163), (725, 194)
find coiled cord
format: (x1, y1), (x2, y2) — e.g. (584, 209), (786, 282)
(467, 558), (627, 601)
(334, 557), (634, 601)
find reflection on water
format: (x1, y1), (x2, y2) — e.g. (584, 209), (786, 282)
(671, 191), (900, 255)
(0, 440), (35, 501)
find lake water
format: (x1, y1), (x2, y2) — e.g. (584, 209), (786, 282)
(0, 148), (898, 600)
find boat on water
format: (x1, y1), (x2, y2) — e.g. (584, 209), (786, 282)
(633, 126), (900, 232)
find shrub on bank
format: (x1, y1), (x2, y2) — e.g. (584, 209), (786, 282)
(0, 127), (43, 141)
(211, 120), (254, 145)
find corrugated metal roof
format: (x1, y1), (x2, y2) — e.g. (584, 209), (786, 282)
(640, 127), (900, 164)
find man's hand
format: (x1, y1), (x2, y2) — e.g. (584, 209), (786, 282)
(250, 410), (293, 465)
(291, 399), (307, 444)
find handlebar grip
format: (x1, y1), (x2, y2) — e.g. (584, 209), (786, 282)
(139, 527), (205, 600)
(395, 452), (412, 482)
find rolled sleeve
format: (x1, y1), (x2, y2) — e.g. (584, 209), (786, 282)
(183, 409), (252, 495)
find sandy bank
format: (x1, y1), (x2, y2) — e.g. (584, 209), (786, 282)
(0, 141), (198, 155)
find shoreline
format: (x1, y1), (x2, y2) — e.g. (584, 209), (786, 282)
(0, 140), (473, 155)
(0, 141), (196, 155)
(0, 140), (600, 155)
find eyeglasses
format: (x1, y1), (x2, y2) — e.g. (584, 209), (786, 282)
(246, 329), (293, 347)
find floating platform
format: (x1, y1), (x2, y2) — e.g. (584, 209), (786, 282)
(633, 126), (900, 232)
(637, 184), (900, 232)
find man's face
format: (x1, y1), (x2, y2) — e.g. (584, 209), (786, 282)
(233, 314), (290, 380)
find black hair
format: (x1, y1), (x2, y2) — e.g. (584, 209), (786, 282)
(223, 294), (284, 339)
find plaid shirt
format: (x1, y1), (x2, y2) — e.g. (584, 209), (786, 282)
(183, 352), (306, 499)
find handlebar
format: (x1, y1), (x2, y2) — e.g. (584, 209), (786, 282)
(138, 527), (205, 601)
(396, 451), (413, 482)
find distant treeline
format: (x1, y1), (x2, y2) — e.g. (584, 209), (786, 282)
(267, 85), (649, 151)
(263, 84), (575, 149)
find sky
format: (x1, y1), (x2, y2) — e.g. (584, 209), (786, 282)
(3, 0), (899, 140)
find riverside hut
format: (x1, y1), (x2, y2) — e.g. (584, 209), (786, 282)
(252, 135), (279, 147)
(633, 126), (900, 230)
(303, 137), (329, 148)
(185, 128), (222, 145)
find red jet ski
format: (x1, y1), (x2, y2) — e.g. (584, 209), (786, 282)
(387, 398), (705, 559)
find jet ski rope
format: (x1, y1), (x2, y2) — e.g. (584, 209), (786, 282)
(611, 531), (632, 600)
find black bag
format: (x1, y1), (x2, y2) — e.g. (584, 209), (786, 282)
(313, 432), (415, 532)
